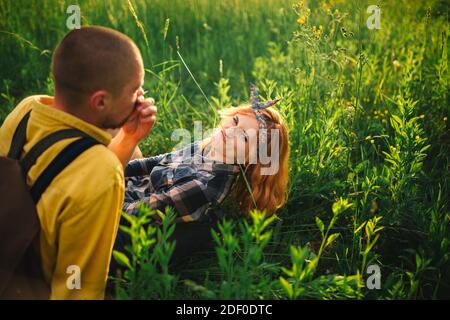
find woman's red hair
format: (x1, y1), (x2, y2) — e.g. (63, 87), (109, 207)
(219, 105), (290, 216)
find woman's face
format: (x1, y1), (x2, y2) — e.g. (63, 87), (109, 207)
(211, 113), (259, 164)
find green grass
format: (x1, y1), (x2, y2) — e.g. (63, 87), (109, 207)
(1, 0), (449, 299)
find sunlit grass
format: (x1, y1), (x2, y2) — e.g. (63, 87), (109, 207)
(0, 0), (448, 299)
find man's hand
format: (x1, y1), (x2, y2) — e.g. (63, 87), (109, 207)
(122, 96), (157, 143)
(108, 96), (157, 168)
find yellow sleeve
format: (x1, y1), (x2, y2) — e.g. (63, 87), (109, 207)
(49, 173), (124, 300)
(0, 96), (34, 156)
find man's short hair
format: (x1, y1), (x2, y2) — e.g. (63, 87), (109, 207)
(51, 26), (142, 107)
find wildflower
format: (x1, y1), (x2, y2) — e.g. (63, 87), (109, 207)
(444, 116), (448, 121)
(394, 147), (399, 153)
(334, 9), (340, 16)
(384, 110), (388, 115)
(415, 135), (420, 140)
(312, 25), (323, 39)
(321, 2), (330, 11)
(420, 114), (425, 119)
(370, 139), (375, 144)
(295, 1), (305, 9)
(374, 110), (378, 115)
(345, 105), (355, 116)
(341, 27), (353, 37)
(393, 60), (400, 70)
(382, 119), (387, 124)
(297, 16), (306, 25)
(365, 135), (372, 140)
(203, 22), (212, 31)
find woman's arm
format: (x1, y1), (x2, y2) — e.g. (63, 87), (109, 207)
(123, 176), (212, 222)
(124, 153), (167, 177)
(131, 145), (143, 160)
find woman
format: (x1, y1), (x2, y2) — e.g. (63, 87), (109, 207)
(111, 95), (289, 269)
(123, 104), (289, 221)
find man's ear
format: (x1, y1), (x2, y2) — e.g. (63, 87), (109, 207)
(89, 90), (110, 113)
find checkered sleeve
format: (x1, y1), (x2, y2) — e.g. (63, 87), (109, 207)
(148, 178), (211, 218)
(124, 154), (167, 177)
(122, 178), (212, 223)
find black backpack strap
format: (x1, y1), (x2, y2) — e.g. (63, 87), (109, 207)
(7, 110), (32, 159)
(20, 129), (91, 176)
(30, 137), (99, 204)
(6, 109), (101, 204)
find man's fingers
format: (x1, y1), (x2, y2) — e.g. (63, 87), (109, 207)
(137, 97), (156, 108)
(139, 105), (157, 117)
(141, 115), (156, 124)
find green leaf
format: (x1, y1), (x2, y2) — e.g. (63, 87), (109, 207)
(419, 144), (431, 153)
(120, 211), (135, 225)
(325, 233), (340, 248)
(279, 277), (293, 298)
(332, 198), (352, 216)
(113, 250), (132, 270)
(355, 221), (366, 234)
(315, 217), (325, 235)
(281, 266), (294, 278)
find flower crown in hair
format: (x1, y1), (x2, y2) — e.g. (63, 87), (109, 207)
(249, 83), (281, 130)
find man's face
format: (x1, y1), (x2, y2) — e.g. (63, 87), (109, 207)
(101, 61), (145, 130)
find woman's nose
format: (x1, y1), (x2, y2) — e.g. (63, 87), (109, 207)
(222, 119), (235, 129)
(137, 87), (145, 96)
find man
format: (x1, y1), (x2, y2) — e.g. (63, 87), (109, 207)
(0, 26), (156, 299)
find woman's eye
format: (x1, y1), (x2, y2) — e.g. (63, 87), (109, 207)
(233, 116), (239, 125)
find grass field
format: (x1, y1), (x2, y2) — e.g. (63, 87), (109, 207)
(1, 0), (449, 299)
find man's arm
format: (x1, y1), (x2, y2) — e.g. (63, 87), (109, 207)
(108, 128), (142, 168)
(107, 128), (143, 161)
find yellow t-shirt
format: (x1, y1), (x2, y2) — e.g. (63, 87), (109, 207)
(0, 95), (124, 300)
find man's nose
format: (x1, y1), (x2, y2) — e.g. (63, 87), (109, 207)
(137, 87), (144, 96)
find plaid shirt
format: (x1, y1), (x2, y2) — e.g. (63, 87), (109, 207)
(122, 143), (240, 224)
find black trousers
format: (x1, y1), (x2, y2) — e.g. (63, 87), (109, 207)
(109, 218), (219, 277)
